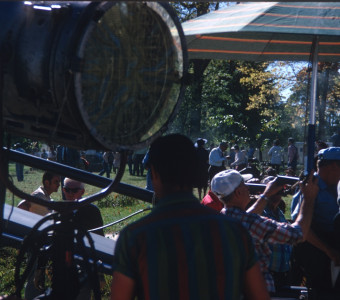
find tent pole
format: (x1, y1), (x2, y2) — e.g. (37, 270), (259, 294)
(306, 35), (319, 173)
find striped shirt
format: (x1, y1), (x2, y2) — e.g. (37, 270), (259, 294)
(221, 206), (303, 293)
(113, 192), (257, 300)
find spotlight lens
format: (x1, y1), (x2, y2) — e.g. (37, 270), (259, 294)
(75, 2), (184, 149)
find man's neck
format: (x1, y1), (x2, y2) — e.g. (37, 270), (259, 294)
(156, 185), (192, 199)
(225, 201), (245, 211)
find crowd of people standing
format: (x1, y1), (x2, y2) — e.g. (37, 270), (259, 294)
(7, 132), (340, 300)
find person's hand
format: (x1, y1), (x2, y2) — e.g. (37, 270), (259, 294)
(262, 179), (283, 198)
(299, 171), (319, 203)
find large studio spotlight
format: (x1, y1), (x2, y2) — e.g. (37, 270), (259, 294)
(0, 1), (187, 150)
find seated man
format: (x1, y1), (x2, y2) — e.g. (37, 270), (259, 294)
(63, 178), (104, 236)
(63, 178), (105, 300)
(17, 171), (60, 215)
(211, 169), (318, 295)
(111, 134), (269, 300)
(17, 172), (60, 299)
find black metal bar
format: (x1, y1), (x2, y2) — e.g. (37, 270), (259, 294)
(7, 148), (154, 204)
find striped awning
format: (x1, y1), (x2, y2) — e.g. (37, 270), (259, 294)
(182, 2), (340, 61)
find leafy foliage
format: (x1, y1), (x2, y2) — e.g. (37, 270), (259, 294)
(169, 58), (284, 148)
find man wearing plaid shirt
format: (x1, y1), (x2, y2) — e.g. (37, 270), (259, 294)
(211, 170), (319, 295)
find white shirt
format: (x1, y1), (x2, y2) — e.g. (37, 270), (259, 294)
(209, 147), (226, 167)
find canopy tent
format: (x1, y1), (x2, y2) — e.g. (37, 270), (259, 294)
(182, 2), (340, 172)
(183, 2), (340, 62)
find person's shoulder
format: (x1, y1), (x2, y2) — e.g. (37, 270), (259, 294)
(217, 212), (254, 236)
(79, 203), (101, 214)
(31, 187), (49, 200)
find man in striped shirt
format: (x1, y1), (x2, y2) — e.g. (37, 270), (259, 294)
(211, 169), (318, 295)
(111, 134), (269, 300)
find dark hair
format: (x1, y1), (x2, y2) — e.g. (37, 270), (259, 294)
(316, 140), (328, 150)
(42, 171), (59, 185)
(220, 193), (233, 204)
(288, 137), (294, 143)
(274, 139), (280, 146)
(197, 139), (205, 147)
(148, 134), (199, 188)
(265, 167), (277, 176)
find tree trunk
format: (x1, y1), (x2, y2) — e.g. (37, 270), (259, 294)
(189, 59), (210, 137)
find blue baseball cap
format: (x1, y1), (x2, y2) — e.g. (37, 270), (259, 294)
(317, 147), (340, 160)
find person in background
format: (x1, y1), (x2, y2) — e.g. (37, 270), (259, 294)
(331, 127), (340, 147)
(111, 134), (269, 300)
(14, 143), (25, 182)
(230, 144), (247, 171)
(40, 149), (48, 159)
(248, 143), (256, 159)
(63, 178), (104, 236)
(291, 147), (340, 300)
(314, 140), (328, 170)
(208, 141), (228, 182)
(112, 152), (120, 174)
(17, 172), (60, 299)
(127, 151), (133, 175)
(142, 150), (153, 191)
(62, 178), (104, 300)
(17, 172), (60, 216)
(47, 145), (57, 161)
(316, 140), (328, 153)
(132, 148), (147, 176)
(261, 176), (292, 291)
(268, 139), (283, 174)
(195, 138), (209, 199)
(56, 146), (80, 168)
(212, 169), (318, 295)
(98, 151), (111, 178)
(227, 144), (236, 167)
(201, 183), (223, 212)
(80, 151), (90, 171)
(287, 138), (299, 172)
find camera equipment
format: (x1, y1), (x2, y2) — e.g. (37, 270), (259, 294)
(1, 1), (187, 150)
(245, 183), (266, 194)
(274, 175), (300, 186)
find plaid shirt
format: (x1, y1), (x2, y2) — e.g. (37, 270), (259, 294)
(262, 207), (292, 273)
(221, 207), (303, 293)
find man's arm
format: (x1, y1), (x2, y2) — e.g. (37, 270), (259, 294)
(246, 180), (283, 214)
(292, 173), (319, 240)
(243, 263), (270, 300)
(111, 271), (135, 300)
(17, 199), (30, 211)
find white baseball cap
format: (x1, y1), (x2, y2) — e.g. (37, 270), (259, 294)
(211, 170), (252, 198)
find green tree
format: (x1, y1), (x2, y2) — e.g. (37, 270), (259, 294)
(286, 62), (340, 141)
(201, 60), (282, 147)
